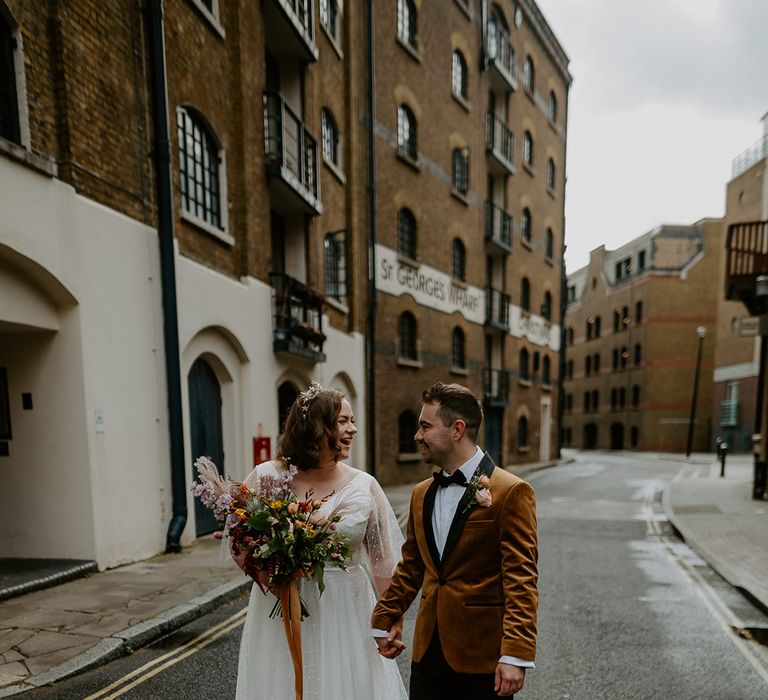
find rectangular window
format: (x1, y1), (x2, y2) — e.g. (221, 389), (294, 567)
(638, 250), (646, 271)
(0, 368), (11, 440)
(324, 231), (347, 304)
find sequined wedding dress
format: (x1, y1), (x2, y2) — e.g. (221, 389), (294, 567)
(235, 462), (408, 700)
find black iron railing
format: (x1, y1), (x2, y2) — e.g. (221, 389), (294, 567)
(270, 272), (326, 362)
(485, 113), (514, 167)
(485, 287), (511, 329)
(725, 220), (768, 314)
(487, 22), (516, 86)
(485, 201), (513, 252)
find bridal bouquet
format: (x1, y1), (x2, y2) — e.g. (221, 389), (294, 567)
(191, 457), (351, 700)
(191, 456), (351, 596)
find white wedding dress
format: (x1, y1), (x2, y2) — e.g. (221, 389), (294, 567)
(235, 462), (408, 700)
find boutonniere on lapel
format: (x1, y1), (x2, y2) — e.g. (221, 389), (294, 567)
(463, 474), (492, 513)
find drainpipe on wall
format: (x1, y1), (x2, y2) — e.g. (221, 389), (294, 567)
(146, 0), (187, 552)
(366, 0), (377, 479)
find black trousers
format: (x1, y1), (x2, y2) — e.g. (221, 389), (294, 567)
(409, 629), (509, 700)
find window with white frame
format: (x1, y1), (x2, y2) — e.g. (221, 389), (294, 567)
(397, 0), (417, 48)
(523, 55), (535, 93)
(523, 130), (533, 167)
(547, 158), (555, 190)
(397, 104), (417, 160)
(319, 0), (339, 41)
(521, 207), (532, 243)
(452, 148), (469, 195)
(548, 90), (557, 122)
(321, 107), (341, 168)
(545, 227), (554, 259)
(399, 311), (418, 360)
(452, 237), (466, 281)
(177, 107), (224, 230)
(451, 327), (466, 369)
(398, 208), (417, 259)
(452, 50), (468, 99)
(324, 230), (347, 304)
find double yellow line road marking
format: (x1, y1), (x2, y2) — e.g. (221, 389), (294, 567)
(84, 607), (247, 700)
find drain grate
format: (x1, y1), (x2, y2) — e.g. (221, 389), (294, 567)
(674, 504), (722, 515)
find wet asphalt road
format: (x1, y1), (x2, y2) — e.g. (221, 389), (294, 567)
(23, 452), (768, 699)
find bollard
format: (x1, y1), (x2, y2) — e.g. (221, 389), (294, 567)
(718, 442), (728, 478)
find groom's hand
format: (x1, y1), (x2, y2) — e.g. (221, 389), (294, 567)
(374, 619), (406, 659)
(494, 663), (525, 696)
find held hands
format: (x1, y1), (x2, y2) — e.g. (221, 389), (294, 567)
(373, 618), (406, 659)
(494, 663), (525, 697)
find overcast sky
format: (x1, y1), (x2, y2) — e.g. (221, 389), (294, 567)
(533, 0), (768, 272)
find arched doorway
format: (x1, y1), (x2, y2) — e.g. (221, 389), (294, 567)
(188, 358), (224, 536)
(277, 380), (299, 434)
(610, 422), (625, 450)
(583, 423), (598, 450)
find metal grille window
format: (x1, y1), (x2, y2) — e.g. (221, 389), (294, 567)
(545, 228), (554, 259)
(452, 238), (466, 281)
(397, 104), (417, 160)
(452, 50), (468, 99)
(518, 416), (528, 448)
(177, 108), (223, 229)
(319, 0), (339, 40)
(452, 148), (469, 195)
(451, 327), (466, 369)
(399, 312), (418, 360)
(548, 91), (557, 122)
(521, 277), (530, 312)
(397, 0), (418, 47)
(547, 158), (555, 190)
(321, 108), (340, 167)
(0, 14), (20, 144)
(398, 410), (418, 453)
(521, 208), (532, 243)
(542, 291), (552, 320)
(523, 55), (535, 93)
(324, 231), (347, 304)
(523, 131), (533, 167)
(398, 208), (417, 259)
(519, 348), (530, 381)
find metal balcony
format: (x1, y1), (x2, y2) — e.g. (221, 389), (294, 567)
(264, 0), (318, 62)
(485, 201), (513, 254)
(270, 272), (326, 362)
(485, 113), (515, 175)
(720, 399), (740, 428)
(263, 92), (322, 215)
(725, 220), (768, 314)
(732, 133), (768, 180)
(485, 287), (511, 331)
(486, 23), (517, 93)
(483, 368), (510, 407)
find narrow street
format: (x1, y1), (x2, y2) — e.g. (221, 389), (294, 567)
(23, 453), (768, 699)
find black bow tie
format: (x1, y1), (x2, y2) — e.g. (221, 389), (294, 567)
(433, 470), (468, 488)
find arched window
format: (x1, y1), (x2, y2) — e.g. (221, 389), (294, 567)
(452, 50), (468, 99)
(398, 410), (418, 454)
(324, 230), (347, 303)
(398, 208), (417, 259)
(321, 107), (340, 168)
(523, 55), (535, 93)
(545, 228), (554, 259)
(397, 0), (418, 48)
(547, 158), (555, 190)
(452, 147), (469, 195)
(521, 207), (532, 243)
(277, 381), (299, 433)
(612, 348), (619, 370)
(398, 311), (418, 360)
(519, 347), (530, 381)
(0, 12), (20, 144)
(619, 387), (626, 408)
(177, 107), (224, 230)
(542, 356), (551, 385)
(548, 91), (557, 122)
(397, 104), (417, 160)
(595, 316), (602, 337)
(451, 327), (466, 369)
(452, 238), (466, 281)
(521, 277), (531, 312)
(518, 415), (529, 448)
(523, 131), (533, 167)
(319, 0), (339, 40)
(542, 291), (552, 320)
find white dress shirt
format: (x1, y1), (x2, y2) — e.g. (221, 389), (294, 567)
(374, 446), (534, 670)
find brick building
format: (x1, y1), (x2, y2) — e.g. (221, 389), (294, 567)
(713, 116), (768, 454)
(370, 0), (571, 484)
(563, 220), (723, 453)
(0, 0), (569, 566)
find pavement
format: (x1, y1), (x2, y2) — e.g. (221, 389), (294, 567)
(0, 452), (764, 696)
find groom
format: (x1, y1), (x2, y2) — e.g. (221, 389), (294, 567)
(372, 382), (538, 698)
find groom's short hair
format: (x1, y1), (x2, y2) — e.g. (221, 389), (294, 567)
(422, 382), (483, 441)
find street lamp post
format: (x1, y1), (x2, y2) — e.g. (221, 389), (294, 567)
(685, 326), (706, 458)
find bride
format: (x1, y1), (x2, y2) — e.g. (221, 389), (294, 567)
(234, 383), (408, 700)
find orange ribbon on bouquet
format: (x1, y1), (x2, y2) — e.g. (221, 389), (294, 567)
(278, 580), (303, 700)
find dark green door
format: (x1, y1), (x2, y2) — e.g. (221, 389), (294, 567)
(189, 358), (224, 536)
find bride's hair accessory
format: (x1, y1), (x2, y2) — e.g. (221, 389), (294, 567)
(299, 381), (325, 418)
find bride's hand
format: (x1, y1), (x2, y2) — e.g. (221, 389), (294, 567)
(375, 618), (406, 659)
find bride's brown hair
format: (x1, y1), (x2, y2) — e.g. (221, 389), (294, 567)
(276, 385), (345, 471)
